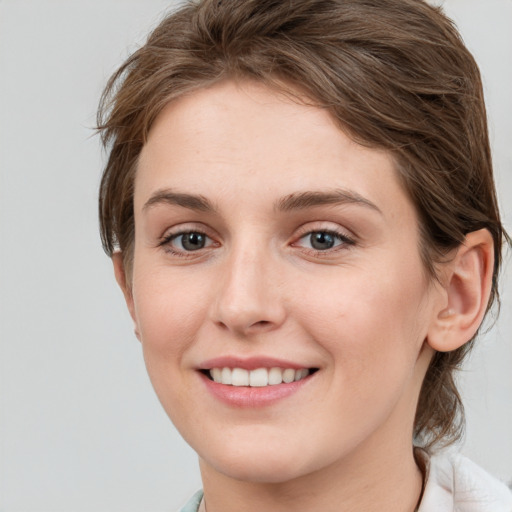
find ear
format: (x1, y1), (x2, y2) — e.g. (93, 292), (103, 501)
(427, 229), (494, 353)
(112, 252), (140, 341)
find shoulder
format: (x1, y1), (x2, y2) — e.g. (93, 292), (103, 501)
(419, 450), (512, 512)
(178, 490), (204, 512)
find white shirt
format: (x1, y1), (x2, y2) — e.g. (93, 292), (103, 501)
(418, 451), (512, 511)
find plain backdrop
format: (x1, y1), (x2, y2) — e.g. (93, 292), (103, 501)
(0, 1), (510, 510)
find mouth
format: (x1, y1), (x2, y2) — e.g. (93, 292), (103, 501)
(200, 367), (318, 387)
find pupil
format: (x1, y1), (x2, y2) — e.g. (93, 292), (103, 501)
(310, 232), (335, 250)
(182, 232), (205, 251)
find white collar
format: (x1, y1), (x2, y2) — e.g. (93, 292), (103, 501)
(418, 451), (512, 511)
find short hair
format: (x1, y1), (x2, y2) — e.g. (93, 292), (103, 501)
(97, 0), (509, 448)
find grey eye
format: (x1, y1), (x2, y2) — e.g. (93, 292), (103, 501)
(309, 232), (337, 250)
(295, 230), (352, 252)
(175, 232), (208, 251)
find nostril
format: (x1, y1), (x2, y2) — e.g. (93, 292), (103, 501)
(247, 320), (275, 332)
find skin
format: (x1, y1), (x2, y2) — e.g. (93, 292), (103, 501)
(114, 80), (494, 512)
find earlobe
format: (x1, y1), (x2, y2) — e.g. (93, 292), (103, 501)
(112, 252), (140, 341)
(427, 229), (494, 353)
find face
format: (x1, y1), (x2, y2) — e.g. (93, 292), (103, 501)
(123, 80), (442, 484)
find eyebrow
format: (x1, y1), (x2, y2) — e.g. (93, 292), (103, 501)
(275, 189), (382, 214)
(142, 187), (382, 215)
(143, 190), (215, 213)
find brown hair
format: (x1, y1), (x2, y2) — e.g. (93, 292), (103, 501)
(97, 0), (509, 448)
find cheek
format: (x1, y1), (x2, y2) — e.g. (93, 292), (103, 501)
(296, 260), (430, 383)
(130, 267), (209, 424)
(131, 264), (208, 367)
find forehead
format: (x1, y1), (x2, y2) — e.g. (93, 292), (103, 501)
(136, 80), (413, 222)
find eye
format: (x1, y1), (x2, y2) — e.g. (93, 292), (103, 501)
(296, 230), (353, 251)
(166, 231), (213, 252)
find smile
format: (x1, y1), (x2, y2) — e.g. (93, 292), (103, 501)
(198, 357), (319, 406)
(207, 367), (312, 387)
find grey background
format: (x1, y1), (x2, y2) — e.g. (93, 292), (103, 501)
(0, 0), (510, 510)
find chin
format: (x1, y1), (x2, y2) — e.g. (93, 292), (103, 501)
(197, 435), (337, 485)
(206, 454), (309, 484)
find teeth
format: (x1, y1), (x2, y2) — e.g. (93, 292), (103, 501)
(249, 368), (268, 387)
(282, 368), (295, 383)
(221, 367), (232, 385)
(208, 367), (311, 387)
(295, 368), (308, 381)
(268, 367), (283, 385)
(212, 368), (222, 383)
(231, 368), (249, 386)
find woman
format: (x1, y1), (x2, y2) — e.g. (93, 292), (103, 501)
(97, 0), (512, 510)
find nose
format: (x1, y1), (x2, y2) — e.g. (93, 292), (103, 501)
(211, 244), (287, 336)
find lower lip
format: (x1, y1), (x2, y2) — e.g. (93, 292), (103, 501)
(199, 372), (314, 408)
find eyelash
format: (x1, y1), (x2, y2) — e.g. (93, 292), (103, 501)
(158, 227), (355, 259)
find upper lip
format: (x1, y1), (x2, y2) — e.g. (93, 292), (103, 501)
(198, 356), (313, 371)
